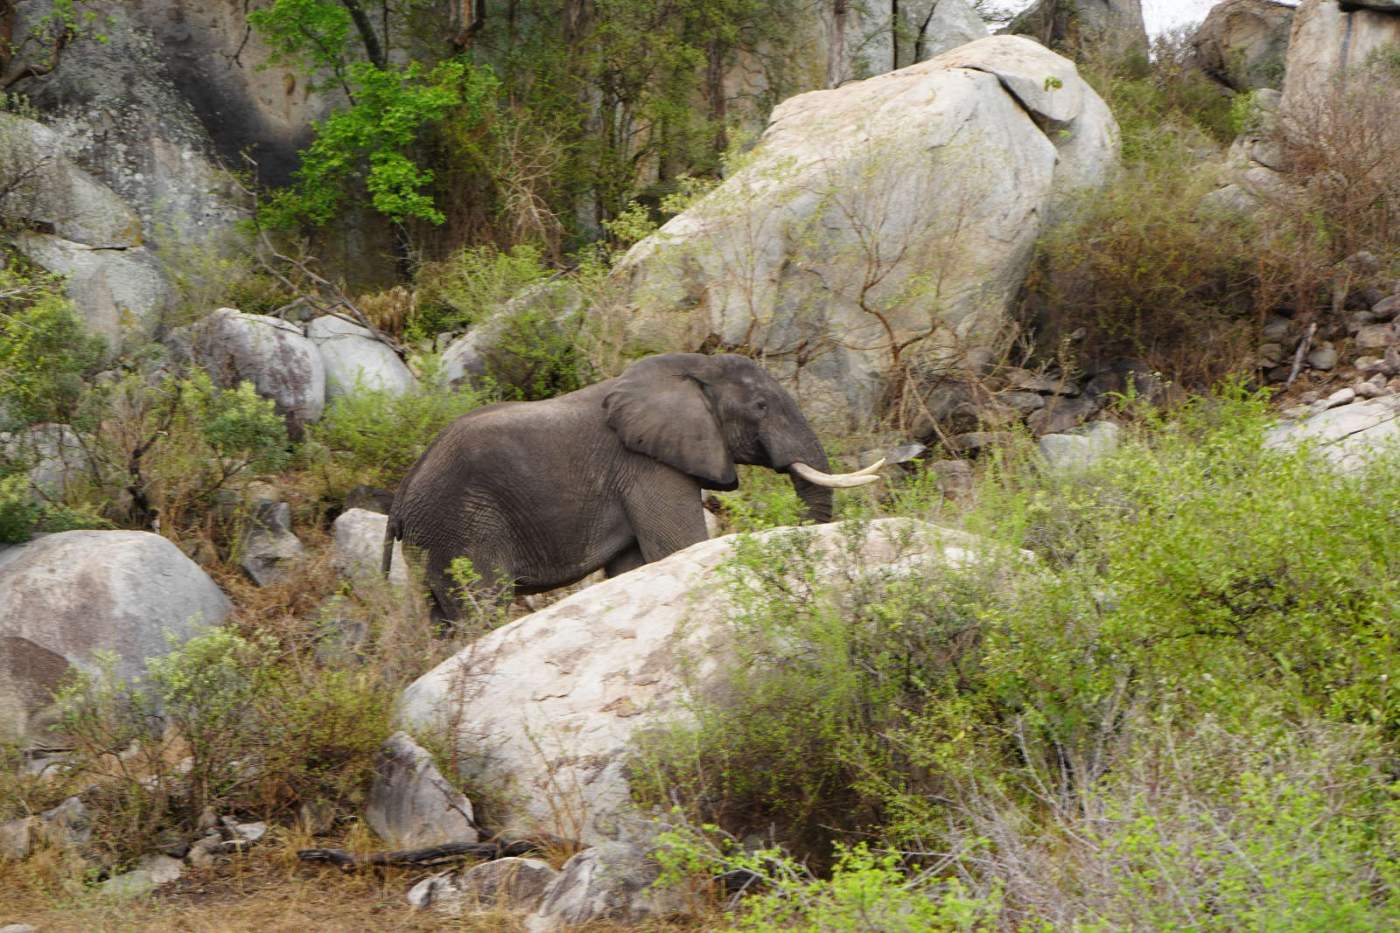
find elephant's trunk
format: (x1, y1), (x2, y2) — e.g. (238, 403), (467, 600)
(791, 472), (834, 524)
(764, 412), (835, 524)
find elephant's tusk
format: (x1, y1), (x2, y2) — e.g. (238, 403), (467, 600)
(789, 460), (884, 488)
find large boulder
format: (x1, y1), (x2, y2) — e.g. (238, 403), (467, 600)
(307, 316), (417, 400)
(397, 518), (1018, 846)
(15, 232), (174, 349)
(610, 36), (1118, 430)
(1006, 0), (1148, 62)
(179, 308), (326, 436)
(0, 530), (232, 741)
(1190, 0), (1295, 91)
(1280, 0), (1400, 119)
(31, 0), (338, 188)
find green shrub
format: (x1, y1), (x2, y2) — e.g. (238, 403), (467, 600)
(76, 370), (290, 530)
(54, 629), (394, 864)
(656, 828), (1001, 932)
(0, 266), (106, 430)
(1022, 152), (1257, 386)
(0, 471), (40, 543)
(303, 365), (494, 496)
(409, 244), (552, 342)
(636, 389), (1400, 925)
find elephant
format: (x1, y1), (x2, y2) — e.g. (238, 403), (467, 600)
(382, 352), (883, 622)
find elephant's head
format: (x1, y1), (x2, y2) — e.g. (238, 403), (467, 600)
(603, 353), (879, 523)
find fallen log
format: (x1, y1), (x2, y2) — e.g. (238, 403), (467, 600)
(297, 835), (570, 871)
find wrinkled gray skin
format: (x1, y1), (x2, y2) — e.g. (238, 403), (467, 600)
(383, 353), (834, 621)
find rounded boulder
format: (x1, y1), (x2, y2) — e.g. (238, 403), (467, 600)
(0, 530), (232, 741)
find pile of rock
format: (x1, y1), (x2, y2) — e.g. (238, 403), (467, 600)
(1259, 280), (1400, 393)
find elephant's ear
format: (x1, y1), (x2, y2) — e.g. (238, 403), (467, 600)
(604, 355), (737, 489)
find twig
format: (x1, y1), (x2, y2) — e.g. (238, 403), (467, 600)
(1285, 321), (1317, 388)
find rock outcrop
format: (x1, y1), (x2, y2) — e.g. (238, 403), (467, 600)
(1268, 394), (1400, 471)
(0, 530), (231, 740)
(610, 36), (1118, 430)
(0, 112), (173, 349)
(397, 518), (1020, 846)
(1281, 0), (1400, 119)
(1007, 0), (1149, 62)
(1190, 0), (1295, 91)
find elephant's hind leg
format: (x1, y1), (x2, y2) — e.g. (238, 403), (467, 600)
(604, 543), (646, 578)
(425, 545), (512, 628)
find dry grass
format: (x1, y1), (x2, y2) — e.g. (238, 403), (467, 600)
(1, 833), (719, 932)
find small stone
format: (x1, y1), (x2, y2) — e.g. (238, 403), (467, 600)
(100, 853), (183, 896)
(456, 857), (557, 911)
(1323, 388), (1356, 409)
(1256, 343), (1284, 367)
(946, 431), (1015, 454)
(1355, 356), (1386, 374)
(1, 924), (38, 933)
(1261, 316), (1292, 342)
(1346, 311), (1376, 333)
(366, 732), (477, 849)
(1354, 381), (1382, 399)
(1282, 405), (1311, 420)
(1372, 294), (1399, 320)
(998, 390), (1046, 414)
(221, 817), (267, 844)
(1037, 421), (1121, 474)
(195, 807), (220, 833)
(930, 460), (973, 499)
(408, 871), (459, 911)
(186, 832), (223, 868)
(1008, 370), (1079, 395)
(40, 796), (91, 847)
(1299, 390), (1320, 404)
(1355, 323), (1397, 350)
(0, 817), (34, 860)
(1307, 344), (1338, 371)
(1027, 395), (1101, 435)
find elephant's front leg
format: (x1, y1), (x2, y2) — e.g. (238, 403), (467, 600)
(621, 464), (710, 564)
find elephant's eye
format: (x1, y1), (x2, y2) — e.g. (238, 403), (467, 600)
(755, 399), (768, 414)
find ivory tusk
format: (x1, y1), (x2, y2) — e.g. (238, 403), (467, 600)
(789, 460), (884, 488)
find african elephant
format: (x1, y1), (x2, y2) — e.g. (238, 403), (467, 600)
(382, 352), (882, 621)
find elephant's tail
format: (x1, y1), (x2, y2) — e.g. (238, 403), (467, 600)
(382, 514), (399, 578)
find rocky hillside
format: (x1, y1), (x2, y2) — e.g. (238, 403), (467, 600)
(2, 1), (1399, 929)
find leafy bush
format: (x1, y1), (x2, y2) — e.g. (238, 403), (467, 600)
(53, 629), (394, 864)
(1022, 145), (1257, 385)
(78, 370), (290, 530)
(656, 828), (1001, 932)
(303, 366), (494, 495)
(409, 243), (552, 341)
(0, 471), (40, 543)
(636, 389), (1400, 925)
(0, 265), (105, 430)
